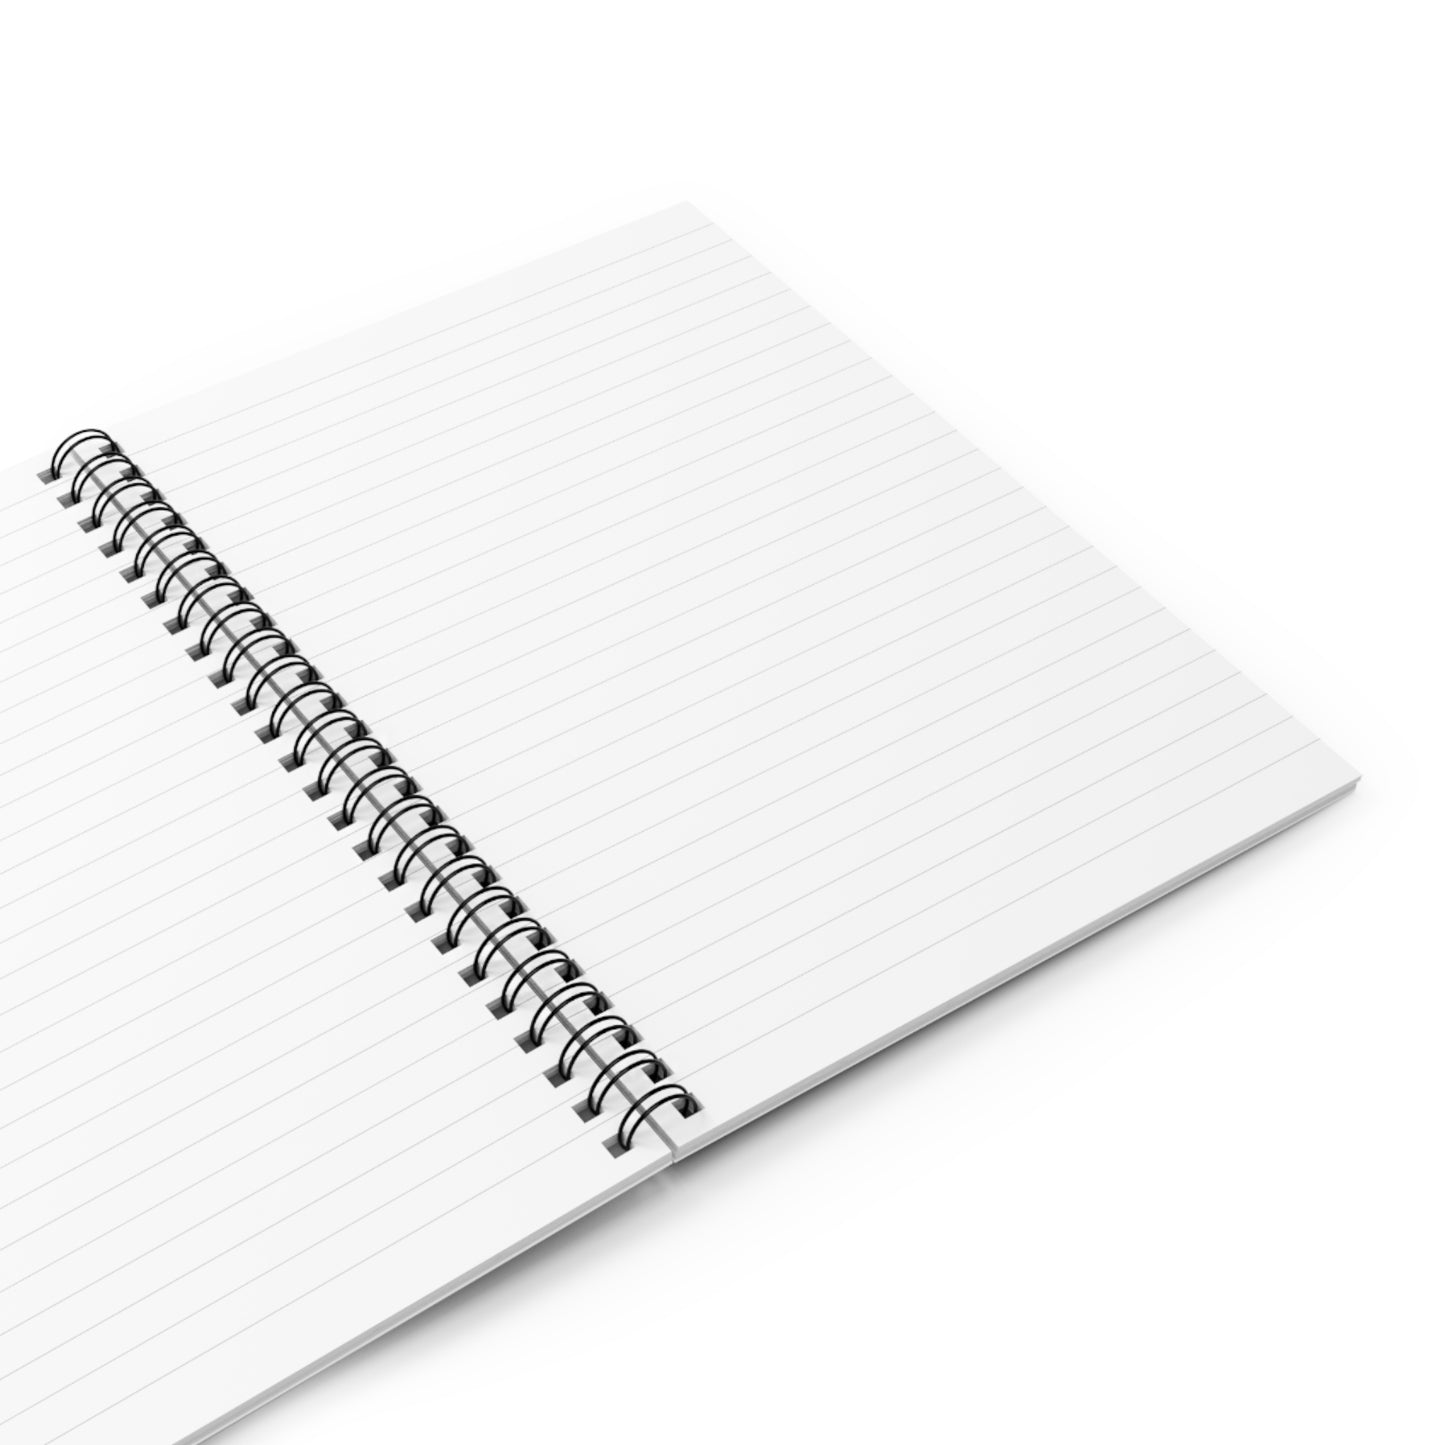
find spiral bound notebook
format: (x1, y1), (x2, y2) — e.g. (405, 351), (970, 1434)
(0, 204), (1356, 1443)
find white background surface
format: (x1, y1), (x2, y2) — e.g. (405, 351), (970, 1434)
(2, 3), (1439, 1441)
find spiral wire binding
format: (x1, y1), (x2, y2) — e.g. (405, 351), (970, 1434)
(45, 428), (700, 1154)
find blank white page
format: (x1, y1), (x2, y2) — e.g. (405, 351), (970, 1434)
(104, 203), (1357, 1152)
(0, 465), (664, 1444)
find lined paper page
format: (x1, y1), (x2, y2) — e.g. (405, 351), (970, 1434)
(110, 204), (1356, 1151)
(0, 466), (663, 1445)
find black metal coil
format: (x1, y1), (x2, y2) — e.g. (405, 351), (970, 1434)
(616, 1082), (699, 1152)
(244, 653), (315, 714)
(264, 679), (339, 744)
(219, 626), (291, 684)
(340, 764), (414, 827)
(45, 427), (700, 1151)
(313, 734), (388, 795)
(67, 449), (131, 505)
(363, 794), (438, 860)
(132, 523), (202, 580)
(558, 1015), (635, 1082)
(528, 979), (607, 1048)
(94, 479), (161, 534)
(176, 573), (247, 632)
(495, 946), (578, 1011)
(155, 549), (225, 608)
(50, 428), (116, 481)
(293, 708), (363, 769)
(416, 853), (496, 917)
(472, 918), (553, 990)
(109, 499), (174, 553)
(443, 883), (523, 951)
(199, 600), (267, 657)
(392, 824), (466, 887)
(587, 1048), (664, 1119)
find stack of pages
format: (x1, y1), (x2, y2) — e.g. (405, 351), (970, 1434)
(0, 204), (1355, 1443)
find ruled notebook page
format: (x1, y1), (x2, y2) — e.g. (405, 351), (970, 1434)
(0, 465), (663, 1444)
(112, 204), (1357, 1152)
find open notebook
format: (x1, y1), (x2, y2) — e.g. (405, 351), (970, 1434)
(0, 204), (1356, 1443)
